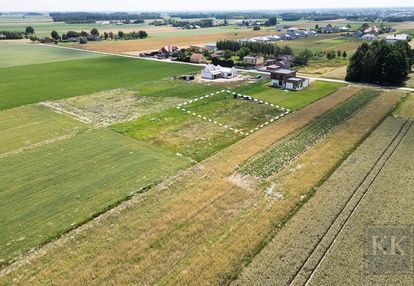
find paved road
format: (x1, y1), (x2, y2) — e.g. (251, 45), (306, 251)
(38, 43), (414, 93)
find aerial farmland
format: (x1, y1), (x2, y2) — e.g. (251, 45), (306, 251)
(1, 5), (414, 286)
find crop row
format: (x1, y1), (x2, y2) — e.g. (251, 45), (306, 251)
(239, 89), (380, 178)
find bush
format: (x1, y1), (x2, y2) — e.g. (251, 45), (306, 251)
(79, 36), (88, 44)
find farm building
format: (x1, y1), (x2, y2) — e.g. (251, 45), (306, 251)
(180, 75), (195, 81)
(243, 56), (265, 67)
(205, 43), (217, 51)
(190, 53), (205, 64)
(386, 34), (410, 44)
(201, 64), (238, 80)
(361, 34), (377, 41)
(270, 69), (310, 90)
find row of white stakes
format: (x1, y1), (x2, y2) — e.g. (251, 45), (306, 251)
(176, 90), (291, 136)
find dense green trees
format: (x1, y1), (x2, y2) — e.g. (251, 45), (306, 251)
(90, 28), (99, 36)
(264, 16), (278, 27)
(25, 26), (34, 34)
(295, 49), (313, 66)
(216, 40), (289, 58)
(346, 40), (414, 85)
(51, 31), (60, 41)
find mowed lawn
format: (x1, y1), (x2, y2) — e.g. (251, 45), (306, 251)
(0, 129), (189, 265)
(0, 104), (87, 155)
(236, 80), (345, 110)
(0, 44), (102, 68)
(0, 55), (201, 110)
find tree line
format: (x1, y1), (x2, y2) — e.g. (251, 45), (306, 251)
(216, 40), (293, 57)
(346, 40), (414, 85)
(49, 12), (157, 23)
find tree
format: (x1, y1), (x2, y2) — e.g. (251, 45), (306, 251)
(224, 50), (233, 59)
(25, 26), (34, 34)
(80, 31), (89, 37)
(326, 50), (336, 60)
(361, 23), (369, 31)
(315, 24), (319, 30)
(51, 30), (60, 41)
(337, 50), (341, 57)
(280, 45), (293, 55)
(90, 28), (99, 36)
(236, 47), (251, 59)
(118, 31), (125, 38)
(138, 30), (148, 39)
(79, 36), (87, 44)
(224, 19), (228, 26)
(253, 25), (261, 31)
(264, 16), (278, 27)
(295, 49), (313, 66)
(108, 32), (114, 39)
(103, 32), (109, 40)
(383, 50), (409, 84)
(342, 51), (347, 58)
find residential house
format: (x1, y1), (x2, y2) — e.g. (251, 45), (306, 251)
(361, 34), (377, 41)
(190, 53), (205, 64)
(386, 34), (410, 44)
(267, 35), (281, 41)
(158, 45), (179, 58)
(275, 55), (295, 68)
(87, 35), (101, 41)
(201, 64), (238, 80)
(364, 26), (379, 34)
(339, 26), (350, 32)
(205, 43), (217, 51)
(0, 34), (6, 40)
(243, 56), (265, 67)
(271, 69), (310, 90)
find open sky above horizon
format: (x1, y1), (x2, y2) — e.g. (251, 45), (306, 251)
(2, 0), (414, 12)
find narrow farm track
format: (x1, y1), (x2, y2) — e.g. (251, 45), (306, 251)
(289, 119), (413, 286)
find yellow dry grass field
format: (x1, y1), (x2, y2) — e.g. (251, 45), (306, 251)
(233, 91), (404, 286)
(394, 92), (414, 119)
(70, 29), (276, 54)
(0, 86), (359, 285)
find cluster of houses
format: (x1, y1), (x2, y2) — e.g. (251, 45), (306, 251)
(242, 54), (295, 70)
(239, 27), (319, 44)
(200, 63), (310, 91)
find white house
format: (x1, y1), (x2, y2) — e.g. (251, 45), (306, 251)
(201, 65), (238, 80)
(361, 34), (377, 41)
(386, 34), (410, 44)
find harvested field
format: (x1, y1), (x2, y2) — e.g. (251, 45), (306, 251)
(0, 86), (358, 285)
(239, 89), (379, 178)
(394, 92), (414, 119)
(0, 129), (189, 266)
(233, 93), (406, 286)
(69, 29), (278, 54)
(308, 120), (414, 286)
(0, 104), (86, 156)
(44, 88), (187, 127)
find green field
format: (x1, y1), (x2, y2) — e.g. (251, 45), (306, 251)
(235, 80), (345, 110)
(0, 128), (189, 265)
(0, 55), (201, 110)
(0, 44), (102, 68)
(0, 104), (86, 155)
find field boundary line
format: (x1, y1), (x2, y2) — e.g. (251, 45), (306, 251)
(39, 102), (93, 124)
(176, 89), (290, 136)
(0, 133), (80, 159)
(288, 119), (413, 286)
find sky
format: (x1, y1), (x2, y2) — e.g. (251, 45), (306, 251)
(2, 0), (414, 12)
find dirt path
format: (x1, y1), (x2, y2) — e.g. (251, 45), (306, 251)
(0, 87), (360, 285)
